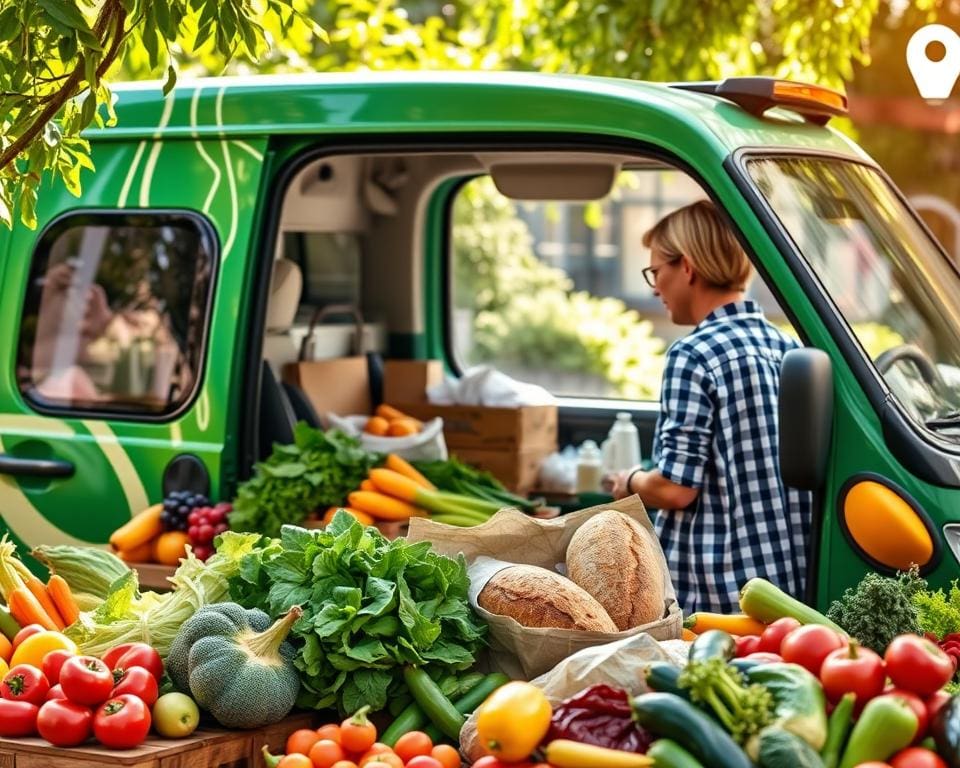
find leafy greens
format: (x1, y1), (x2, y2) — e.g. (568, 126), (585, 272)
(228, 424), (377, 538)
(229, 512), (487, 714)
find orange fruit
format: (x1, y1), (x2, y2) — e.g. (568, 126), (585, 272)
(287, 728), (322, 756)
(153, 531), (190, 566)
(394, 732), (433, 763)
(308, 739), (347, 768)
(431, 745), (461, 768)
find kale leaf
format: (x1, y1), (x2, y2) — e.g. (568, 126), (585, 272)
(826, 569), (924, 653)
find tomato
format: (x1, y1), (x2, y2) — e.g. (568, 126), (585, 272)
(882, 689), (929, 742)
(46, 683), (65, 701)
(309, 739), (347, 768)
(330, 762), (359, 768)
(42, 649), (76, 685)
(431, 744), (461, 768)
(12, 624), (46, 650)
(111, 665), (159, 707)
(317, 723), (343, 743)
(820, 642), (886, 706)
(2, 664), (51, 705)
(743, 652), (783, 663)
(885, 635), (955, 697)
(60, 655), (114, 706)
(890, 747), (948, 768)
(288, 728), (322, 755)
(734, 635), (762, 657)
(357, 742), (394, 765)
(280, 756), (315, 768)
(758, 617), (802, 654)
(394, 731), (434, 763)
(93, 694), (152, 749)
(471, 758), (532, 768)
(780, 624), (845, 676)
(364, 753), (403, 768)
(102, 642), (164, 682)
(340, 708), (377, 753)
(406, 758), (443, 768)
(37, 698), (94, 747)
(926, 689), (952, 722)
(0, 698), (39, 736)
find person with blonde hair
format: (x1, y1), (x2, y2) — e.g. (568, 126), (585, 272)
(610, 199), (812, 613)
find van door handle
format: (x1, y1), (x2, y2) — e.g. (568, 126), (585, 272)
(0, 455), (75, 478)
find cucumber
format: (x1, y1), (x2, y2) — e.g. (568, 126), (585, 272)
(403, 666), (466, 741)
(424, 672), (509, 741)
(643, 662), (689, 700)
(739, 578), (844, 633)
(631, 692), (753, 768)
(688, 629), (736, 662)
(647, 739), (705, 768)
(382, 702), (428, 747)
(0, 604), (21, 640)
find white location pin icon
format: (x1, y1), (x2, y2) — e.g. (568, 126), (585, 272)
(907, 24), (960, 101)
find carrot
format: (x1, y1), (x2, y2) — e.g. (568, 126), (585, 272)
(10, 559), (65, 630)
(8, 587), (58, 631)
(368, 468), (422, 502)
(47, 575), (80, 627)
(387, 419), (420, 437)
(360, 479), (377, 492)
(0, 633), (11, 663)
(347, 491), (425, 521)
(376, 404), (413, 422)
(369, 468), (500, 518)
(386, 454), (436, 490)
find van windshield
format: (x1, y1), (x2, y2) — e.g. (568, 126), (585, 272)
(747, 156), (960, 439)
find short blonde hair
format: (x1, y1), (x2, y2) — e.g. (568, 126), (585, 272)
(642, 200), (753, 291)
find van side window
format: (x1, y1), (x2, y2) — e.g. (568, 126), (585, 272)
(18, 211), (217, 418)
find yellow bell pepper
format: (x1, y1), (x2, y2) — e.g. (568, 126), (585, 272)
(9, 630), (77, 669)
(476, 681), (552, 762)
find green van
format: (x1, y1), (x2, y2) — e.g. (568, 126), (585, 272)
(1, 72), (958, 611)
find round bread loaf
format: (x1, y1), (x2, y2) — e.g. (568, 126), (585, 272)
(477, 564), (618, 632)
(565, 510), (666, 630)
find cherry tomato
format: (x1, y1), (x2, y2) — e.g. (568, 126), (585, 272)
(46, 683), (65, 701)
(317, 723), (343, 743)
(340, 708), (378, 754)
(279, 756), (315, 768)
(330, 762), (359, 768)
(743, 652), (783, 663)
(471, 758), (532, 768)
(309, 739), (347, 768)
(42, 649), (75, 685)
(820, 642), (886, 706)
(60, 655), (114, 706)
(926, 689), (952, 723)
(734, 635), (762, 657)
(357, 742), (394, 765)
(406, 758), (443, 768)
(885, 635), (955, 697)
(780, 624), (845, 676)
(111, 665), (158, 707)
(288, 727), (323, 755)
(365, 753), (403, 768)
(12, 624), (46, 650)
(102, 642), (164, 683)
(93, 694), (152, 749)
(882, 689), (929, 742)
(37, 698), (94, 747)
(890, 747), (948, 768)
(394, 731), (434, 763)
(2, 664), (51, 705)
(431, 744), (462, 768)
(0, 698), (39, 736)
(758, 617), (801, 654)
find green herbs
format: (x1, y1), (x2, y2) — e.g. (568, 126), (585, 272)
(229, 424), (377, 538)
(914, 581), (960, 640)
(826, 569), (924, 654)
(229, 512), (486, 715)
(413, 457), (537, 513)
(678, 657), (774, 745)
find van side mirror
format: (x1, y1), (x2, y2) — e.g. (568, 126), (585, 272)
(779, 348), (834, 491)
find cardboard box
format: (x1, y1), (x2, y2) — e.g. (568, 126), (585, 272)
(398, 403), (558, 451)
(451, 444), (554, 493)
(383, 359), (444, 406)
(283, 356), (372, 420)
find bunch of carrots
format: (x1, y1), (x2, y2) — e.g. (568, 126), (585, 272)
(0, 535), (79, 633)
(323, 454), (504, 527)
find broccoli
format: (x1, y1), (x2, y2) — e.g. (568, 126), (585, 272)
(678, 658), (774, 745)
(826, 568), (924, 654)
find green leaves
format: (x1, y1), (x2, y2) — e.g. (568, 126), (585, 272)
(229, 513), (486, 715)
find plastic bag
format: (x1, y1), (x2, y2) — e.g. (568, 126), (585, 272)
(325, 413), (448, 461)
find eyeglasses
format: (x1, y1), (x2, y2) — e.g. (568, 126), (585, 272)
(641, 257), (680, 289)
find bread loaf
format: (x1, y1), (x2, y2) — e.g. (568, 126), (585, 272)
(565, 510), (666, 630)
(478, 564), (618, 632)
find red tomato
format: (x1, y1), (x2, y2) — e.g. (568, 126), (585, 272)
(111, 665), (159, 707)
(890, 747), (948, 768)
(926, 689), (952, 722)
(743, 652), (784, 663)
(885, 635), (955, 697)
(42, 649), (76, 685)
(2, 664), (51, 705)
(46, 683), (65, 701)
(758, 617), (802, 654)
(37, 698), (94, 747)
(882, 690), (929, 742)
(780, 624), (845, 676)
(472, 758), (532, 768)
(734, 635), (762, 657)
(60, 655), (115, 706)
(820, 643), (886, 706)
(0, 698), (39, 737)
(854, 764), (893, 768)
(12, 624), (46, 650)
(93, 694), (152, 749)
(102, 642), (164, 682)
(405, 758), (444, 768)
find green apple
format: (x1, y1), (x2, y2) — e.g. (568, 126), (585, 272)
(152, 692), (200, 738)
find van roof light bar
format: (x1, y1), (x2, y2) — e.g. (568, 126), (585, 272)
(670, 77), (848, 125)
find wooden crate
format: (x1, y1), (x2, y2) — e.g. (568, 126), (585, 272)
(0, 713), (314, 768)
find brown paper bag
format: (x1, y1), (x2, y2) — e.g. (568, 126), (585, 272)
(406, 496), (682, 680)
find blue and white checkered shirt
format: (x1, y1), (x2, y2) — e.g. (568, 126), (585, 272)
(651, 300), (812, 614)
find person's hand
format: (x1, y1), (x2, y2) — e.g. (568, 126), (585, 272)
(607, 465), (642, 499)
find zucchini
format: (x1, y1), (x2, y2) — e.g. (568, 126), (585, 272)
(403, 666), (466, 741)
(0, 604), (21, 640)
(739, 578), (845, 633)
(688, 629), (736, 663)
(631, 692), (753, 768)
(643, 662), (689, 700)
(382, 702), (428, 747)
(758, 726), (825, 768)
(424, 672), (509, 741)
(646, 739), (704, 768)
